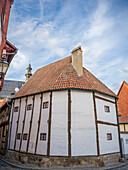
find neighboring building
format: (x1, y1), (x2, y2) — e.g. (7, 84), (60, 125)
(0, 80), (25, 103)
(117, 81), (128, 158)
(8, 47), (120, 165)
(0, 0), (17, 91)
(25, 64), (32, 82)
(0, 98), (11, 155)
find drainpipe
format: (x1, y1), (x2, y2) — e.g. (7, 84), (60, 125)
(115, 99), (123, 158)
(4, 100), (12, 158)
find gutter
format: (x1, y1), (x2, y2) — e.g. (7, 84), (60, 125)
(13, 88), (118, 100)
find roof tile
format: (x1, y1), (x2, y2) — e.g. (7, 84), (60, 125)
(14, 55), (116, 98)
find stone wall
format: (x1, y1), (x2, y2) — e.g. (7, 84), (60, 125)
(7, 150), (121, 167)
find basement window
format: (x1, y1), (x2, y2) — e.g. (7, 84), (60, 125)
(107, 133), (112, 140)
(17, 133), (21, 140)
(23, 133), (28, 140)
(14, 106), (18, 112)
(104, 106), (110, 112)
(40, 133), (47, 141)
(43, 102), (49, 109)
(27, 104), (32, 111)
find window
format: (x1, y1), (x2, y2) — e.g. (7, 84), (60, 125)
(120, 124), (124, 131)
(14, 106), (18, 112)
(40, 133), (47, 141)
(104, 106), (110, 112)
(43, 102), (49, 109)
(107, 133), (112, 140)
(125, 124), (128, 131)
(23, 133), (28, 140)
(17, 133), (21, 140)
(27, 104), (32, 111)
(118, 115), (122, 117)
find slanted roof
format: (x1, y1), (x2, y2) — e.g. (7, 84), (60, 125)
(14, 55), (116, 99)
(0, 80), (25, 99)
(117, 81), (128, 123)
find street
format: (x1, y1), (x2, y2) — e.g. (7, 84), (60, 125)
(0, 158), (128, 170)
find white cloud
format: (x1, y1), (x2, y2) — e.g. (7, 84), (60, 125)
(7, 0), (128, 93)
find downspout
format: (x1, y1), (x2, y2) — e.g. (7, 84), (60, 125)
(115, 99), (123, 158)
(4, 100), (12, 158)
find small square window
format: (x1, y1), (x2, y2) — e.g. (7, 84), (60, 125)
(14, 106), (18, 112)
(107, 133), (112, 140)
(17, 133), (21, 140)
(23, 133), (28, 140)
(27, 104), (32, 111)
(40, 133), (47, 141)
(43, 102), (49, 109)
(104, 106), (110, 112)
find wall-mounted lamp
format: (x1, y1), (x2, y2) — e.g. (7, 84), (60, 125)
(0, 56), (9, 86)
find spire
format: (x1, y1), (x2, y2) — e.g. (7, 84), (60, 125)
(25, 63), (32, 82)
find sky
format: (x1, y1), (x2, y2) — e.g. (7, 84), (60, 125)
(6, 0), (128, 94)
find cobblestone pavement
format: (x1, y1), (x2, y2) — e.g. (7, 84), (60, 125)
(0, 158), (128, 170)
(0, 159), (22, 170)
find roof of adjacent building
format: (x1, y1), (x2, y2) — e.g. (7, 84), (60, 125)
(0, 80), (25, 99)
(117, 81), (128, 123)
(14, 53), (116, 99)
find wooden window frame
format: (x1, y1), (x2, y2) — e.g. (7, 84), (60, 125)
(14, 106), (19, 112)
(27, 104), (32, 111)
(17, 133), (21, 140)
(107, 133), (112, 140)
(23, 133), (28, 140)
(40, 133), (47, 141)
(43, 102), (49, 109)
(104, 106), (110, 113)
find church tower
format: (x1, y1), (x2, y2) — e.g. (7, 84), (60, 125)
(25, 64), (32, 82)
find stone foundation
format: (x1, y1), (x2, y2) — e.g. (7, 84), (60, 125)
(7, 150), (120, 167)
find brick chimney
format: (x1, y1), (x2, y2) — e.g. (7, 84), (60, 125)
(71, 46), (83, 76)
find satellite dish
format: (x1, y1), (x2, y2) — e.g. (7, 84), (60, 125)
(15, 87), (19, 92)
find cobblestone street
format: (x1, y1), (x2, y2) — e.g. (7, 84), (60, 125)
(0, 158), (128, 170)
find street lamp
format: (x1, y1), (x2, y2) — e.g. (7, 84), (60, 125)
(0, 56), (9, 86)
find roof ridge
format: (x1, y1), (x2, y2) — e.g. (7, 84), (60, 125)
(37, 55), (71, 72)
(83, 67), (116, 96)
(51, 62), (72, 89)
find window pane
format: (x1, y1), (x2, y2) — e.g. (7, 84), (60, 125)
(104, 106), (110, 112)
(125, 124), (128, 131)
(107, 133), (112, 140)
(120, 124), (124, 131)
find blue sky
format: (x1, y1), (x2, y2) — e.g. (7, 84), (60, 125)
(6, 0), (128, 94)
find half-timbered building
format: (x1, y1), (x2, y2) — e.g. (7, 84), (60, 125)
(117, 81), (128, 158)
(8, 47), (121, 165)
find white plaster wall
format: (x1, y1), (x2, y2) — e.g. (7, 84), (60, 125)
(96, 99), (117, 124)
(15, 97), (26, 151)
(36, 92), (50, 155)
(120, 133), (128, 157)
(10, 99), (20, 150)
(71, 91), (97, 156)
(98, 124), (120, 155)
(95, 93), (115, 102)
(50, 91), (68, 156)
(21, 96), (33, 152)
(28, 94), (41, 153)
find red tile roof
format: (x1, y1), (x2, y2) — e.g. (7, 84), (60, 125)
(14, 55), (116, 98)
(0, 98), (9, 108)
(117, 81), (128, 123)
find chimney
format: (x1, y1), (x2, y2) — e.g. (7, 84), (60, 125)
(71, 46), (83, 76)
